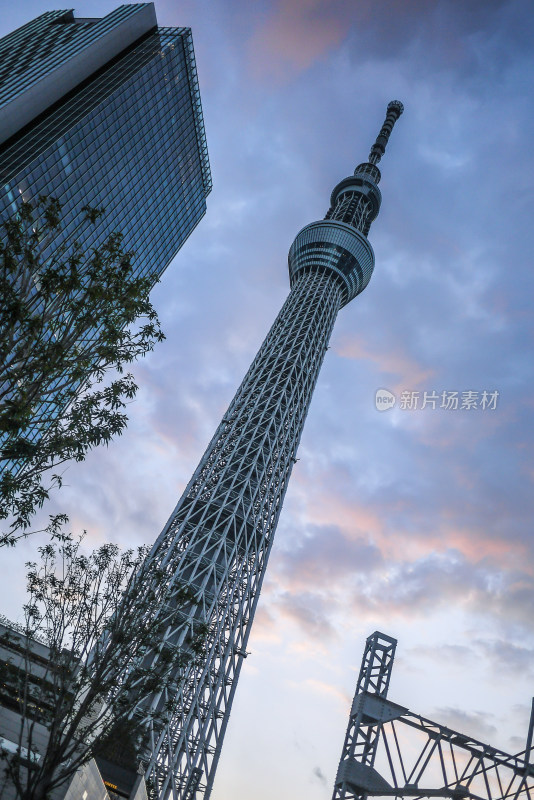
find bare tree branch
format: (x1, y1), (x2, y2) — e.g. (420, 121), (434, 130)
(0, 531), (206, 799)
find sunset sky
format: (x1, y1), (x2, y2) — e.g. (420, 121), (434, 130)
(1, 1), (533, 798)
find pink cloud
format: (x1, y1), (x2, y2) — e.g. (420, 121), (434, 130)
(334, 334), (435, 394)
(299, 677), (352, 709)
(288, 445), (532, 572)
(249, 605), (283, 645)
(247, 0), (352, 83)
(436, 523), (533, 571)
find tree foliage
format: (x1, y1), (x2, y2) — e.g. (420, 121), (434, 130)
(0, 197), (165, 544)
(0, 533), (206, 799)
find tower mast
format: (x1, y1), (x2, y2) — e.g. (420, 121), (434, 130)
(138, 102), (403, 799)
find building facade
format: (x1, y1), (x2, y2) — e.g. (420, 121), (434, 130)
(0, 615), (147, 800)
(123, 102), (403, 799)
(0, 3), (211, 454)
(0, 617), (56, 800)
(0, 3), (211, 278)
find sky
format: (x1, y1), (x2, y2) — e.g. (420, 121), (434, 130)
(1, 1), (534, 798)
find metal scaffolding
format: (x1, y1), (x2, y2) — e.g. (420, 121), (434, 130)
(333, 632), (534, 800)
(134, 103), (404, 799)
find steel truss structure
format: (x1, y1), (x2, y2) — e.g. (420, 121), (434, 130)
(135, 102), (404, 799)
(333, 632), (534, 800)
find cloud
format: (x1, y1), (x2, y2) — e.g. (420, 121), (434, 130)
(249, 605), (282, 646)
(292, 677), (351, 710)
(275, 523), (383, 590)
(334, 335), (434, 394)
(247, 0), (353, 83)
(432, 707), (498, 742)
(276, 590), (337, 641)
(347, 551), (534, 631)
(343, 0), (517, 77)
(474, 638), (534, 676)
(268, 531), (534, 643)
(407, 642), (476, 667)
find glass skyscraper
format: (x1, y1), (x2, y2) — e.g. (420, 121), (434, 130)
(0, 3), (211, 283)
(0, 3), (211, 462)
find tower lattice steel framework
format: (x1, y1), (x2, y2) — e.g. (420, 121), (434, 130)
(333, 632), (534, 800)
(137, 101), (404, 800)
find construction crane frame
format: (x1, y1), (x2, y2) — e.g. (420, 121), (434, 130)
(333, 632), (534, 800)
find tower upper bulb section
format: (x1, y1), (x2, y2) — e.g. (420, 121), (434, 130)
(288, 101), (403, 306)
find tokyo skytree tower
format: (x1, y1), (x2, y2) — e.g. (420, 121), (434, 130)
(140, 101), (403, 799)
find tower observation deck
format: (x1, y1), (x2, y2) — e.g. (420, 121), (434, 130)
(135, 101), (404, 799)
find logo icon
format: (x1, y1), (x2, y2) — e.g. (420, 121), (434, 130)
(375, 388), (396, 411)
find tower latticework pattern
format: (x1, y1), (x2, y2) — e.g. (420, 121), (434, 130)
(138, 101), (404, 800)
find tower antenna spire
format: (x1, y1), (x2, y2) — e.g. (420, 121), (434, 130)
(325, 100), (404, 236)
(368, 100), (404, 166)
